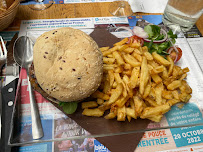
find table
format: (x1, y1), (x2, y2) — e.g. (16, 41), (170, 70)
(2, 2), (203, 152)
(8, 3), (203, 35)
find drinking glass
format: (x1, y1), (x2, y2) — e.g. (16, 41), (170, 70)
(109, 0), (133, 17)
(162, 0), (203, 32)
(28, 0), (54, 11)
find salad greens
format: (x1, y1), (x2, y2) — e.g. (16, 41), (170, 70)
(144, 25), (163, 40)
(59, 101), (78, 114)
(143, 25), (177, 56)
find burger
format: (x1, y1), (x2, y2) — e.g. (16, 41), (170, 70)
(29, 27), (103, 114)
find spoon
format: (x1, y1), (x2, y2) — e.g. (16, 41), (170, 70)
(13, 36), (44, 139)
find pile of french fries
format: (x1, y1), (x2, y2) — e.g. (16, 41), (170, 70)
(82, 37), (192, 122)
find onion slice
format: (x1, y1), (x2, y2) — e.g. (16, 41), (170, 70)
(132, 26), (148, 39)
(143, 29), (168, 43)
(115, 27), (133, 35)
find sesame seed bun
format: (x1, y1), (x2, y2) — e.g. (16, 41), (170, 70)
(33, 27), (103, 102)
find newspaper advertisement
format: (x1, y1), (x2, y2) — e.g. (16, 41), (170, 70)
(1, 15), (203, 152)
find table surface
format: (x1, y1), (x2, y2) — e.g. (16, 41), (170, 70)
(3, 3), (203, 151)
(13, 3), (203, 35)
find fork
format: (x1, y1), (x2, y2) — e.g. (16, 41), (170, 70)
(0, 36), (7, 71)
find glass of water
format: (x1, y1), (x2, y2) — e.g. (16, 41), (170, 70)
(162, 0), (203, 32)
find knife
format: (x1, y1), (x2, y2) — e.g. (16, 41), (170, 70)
(0, 33), (19, 140)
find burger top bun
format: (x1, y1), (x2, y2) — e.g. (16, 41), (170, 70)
(33, 27), (103, 102)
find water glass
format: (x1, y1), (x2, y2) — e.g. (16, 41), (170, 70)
(162, 0), (203, 32)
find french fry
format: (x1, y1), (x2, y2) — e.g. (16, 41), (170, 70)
(161, 66), (169, 80)
(155, 82), (164, 105)
(114, 66), (123, 73)
(113, 51), (125, 65)
(91, 90), (110, 100)
(148, 60), (160, 68)
(100, 47), (109, 52)
(82, 108), (104, 117)
(130, 42), (140, 48)
(129, 67), (140, 89)
(108, 70), (115, 87)
(167, 80), (182, 90)
(114, 37), (128, 46)
(147, 115), (163, 122)
(147, 64), (153, 71)
(180, 80), (192, 94)
(114, 72), (122, 84)
(141, 103), (171, 118)
(103, 78), (110, 94)
(126, 108), (137, 119)
(127, 116), (132, 122)
(123, 47), (134, 53)
(172, 65), (181, 79)
(143, 51), (153, 60)
(132, 52), (142, 62)
(148, 87), (156, 100)
(103, 57), (115, 64)
(98, 102), (111, 111)
(162, 90), (173, 99)
(179, 73), (187, 81)
(134, 48), (142, 55)
(107, 54), (113, 58)
(172, 90), (179, 100)
(151, 65), (164, 75)
(105, 83), (123, 106)
(114, 96), (129, 107)
(124, 63), (132, 70)
(179, 92), (192, 102)
(152, 52), (171, 66)
(167, 55), (174, 76)
(145, 97), (158, 107)
(168, 99), (180, 106)
(143, 79), (151, 99)
(117, 106), (126, 121)
(182, 67), (189, 73)
(139, 57), (149, 95)
(123, 75), (130, 86)
(112, 81), (117, 88)
(82, 101), (98, 109)
(142, 46), (148, 52)
(102, 46), (118, 56)
(118, 45), (129, 51)
(163, 77), (175, 86)
(122, 70), (132, 76)
(97, 98), (104, 105)
(104, 112), (116, 119)
(133, 95), (145, 116)
(123, 54), (141, 67)
(151, 74), (162, 84)
(103, 64), (117, 71)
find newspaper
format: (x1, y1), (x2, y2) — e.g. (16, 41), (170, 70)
(1, 15), (203, 152)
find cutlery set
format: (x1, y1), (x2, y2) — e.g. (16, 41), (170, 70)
(0, 35), (44, 140)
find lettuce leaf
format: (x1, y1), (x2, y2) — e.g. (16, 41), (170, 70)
(59, 102), (78, 114)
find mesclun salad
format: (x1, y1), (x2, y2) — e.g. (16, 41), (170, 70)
(116, 25), (182, 63)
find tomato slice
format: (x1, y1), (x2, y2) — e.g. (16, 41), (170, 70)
(127, 35), (144, 46)
(167, 46), (182, 62)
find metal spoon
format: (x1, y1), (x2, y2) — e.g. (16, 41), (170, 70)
(13, 36), (44, 139)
